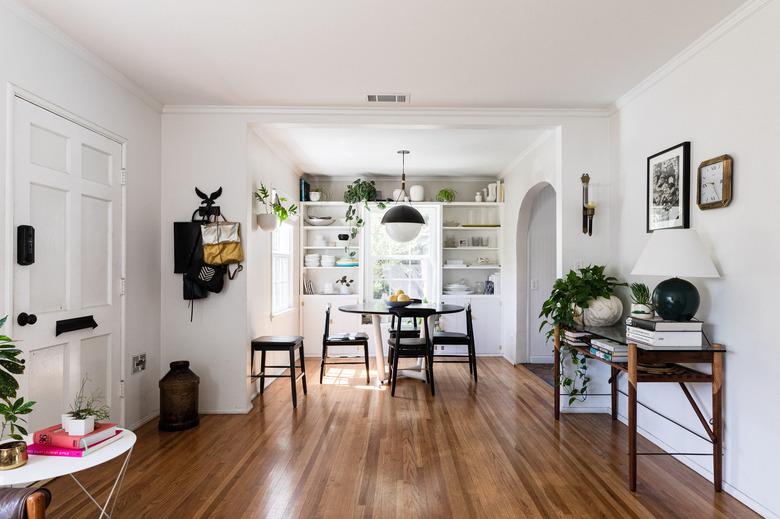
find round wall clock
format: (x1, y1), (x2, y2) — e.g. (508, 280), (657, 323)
(697, 154), (733, 209)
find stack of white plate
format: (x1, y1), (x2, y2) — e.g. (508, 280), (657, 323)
(311, 235), (327, 247)
(443, 282), (473, 295)
(320, 254), (336, 267)
(304, 253), (320, 267)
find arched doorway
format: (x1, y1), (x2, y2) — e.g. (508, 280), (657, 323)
(515, 182), (557, 363)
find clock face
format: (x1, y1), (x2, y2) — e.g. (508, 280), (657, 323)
(700, 162), (724, 203)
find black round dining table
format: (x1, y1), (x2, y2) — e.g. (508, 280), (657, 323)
(339, 302), (465, 384)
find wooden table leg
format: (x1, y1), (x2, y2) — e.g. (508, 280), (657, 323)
(628, 342), (638, 491)
(553, 325), (561, 420)
(611, 366), (618, 421)
(712, 347), (724, 492)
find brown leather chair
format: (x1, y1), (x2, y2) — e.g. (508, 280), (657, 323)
(0, 487), (51, 519)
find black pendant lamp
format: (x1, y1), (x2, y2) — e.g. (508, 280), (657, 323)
(381, 150), (425, 242)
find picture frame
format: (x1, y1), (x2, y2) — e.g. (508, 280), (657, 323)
(646, 141), (690, 232)
(697, 154), (733, 209)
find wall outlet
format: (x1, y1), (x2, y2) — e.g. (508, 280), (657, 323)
(530, 279), (539, 290)
(132, 353), (147, 374)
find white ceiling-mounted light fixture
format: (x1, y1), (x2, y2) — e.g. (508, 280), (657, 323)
(381, 150), (425, 242)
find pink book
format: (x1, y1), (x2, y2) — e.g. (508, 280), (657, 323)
(27, 430), (125, 457)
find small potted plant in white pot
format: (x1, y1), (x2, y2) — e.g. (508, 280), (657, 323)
(309, 187), (323, 202)
(0, 316), (35, 470)
(336, 275), (354, 295)
(254, 184), (298, 231)
(629, 282), (654, 319)
(64, 377), (110, 436)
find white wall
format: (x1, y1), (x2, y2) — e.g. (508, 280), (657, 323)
(610, 1), (780, 515)
(526, 184), (556, 363)
(0, 1), (162, 429)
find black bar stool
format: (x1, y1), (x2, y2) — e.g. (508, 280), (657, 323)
(388, 307), (437, 397)
(320, 304), (370, 384)
(250, 336), (307, 408)
(432, 303), (477, 382)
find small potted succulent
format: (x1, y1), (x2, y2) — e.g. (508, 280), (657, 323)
(309, 186), (323, 202)
(254, 184), (298, 231)
(63, 377), (110, 436)
(336, 275), (354, 295)
(629, 282), (654, 319)
(0, 316), (35, 470)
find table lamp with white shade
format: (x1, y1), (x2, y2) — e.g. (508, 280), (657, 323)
(630, 229), (719, 321)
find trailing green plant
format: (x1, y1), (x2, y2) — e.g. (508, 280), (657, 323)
(539, 265), (625, 404)
(629, 282), (651, 305)
(68, 376), (110, 421)
(0, 316), (35, 441)
(343, 179), (385, 244)
(254, 184), (298, 223)
(435, 188), (456, 203)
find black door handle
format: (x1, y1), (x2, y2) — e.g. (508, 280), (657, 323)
(17, 313), (37, 326)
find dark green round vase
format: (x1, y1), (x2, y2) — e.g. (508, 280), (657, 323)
(652, 277), (699, 321)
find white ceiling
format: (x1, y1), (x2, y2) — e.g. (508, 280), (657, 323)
(255, 126), (548, 177)
(21, 0), (746, 108)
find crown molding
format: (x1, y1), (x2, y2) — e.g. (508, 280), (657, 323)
(611, 0), (772, 114)
(163, 105), (611, 118)
(1, 0), (162, 112)
(303, 173), (499, 182)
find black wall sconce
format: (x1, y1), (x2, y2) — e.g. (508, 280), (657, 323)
(581, 173), (595, 236)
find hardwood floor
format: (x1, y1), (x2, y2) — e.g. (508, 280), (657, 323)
(43, 359), (756, 518)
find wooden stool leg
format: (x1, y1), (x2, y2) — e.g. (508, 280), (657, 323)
(320, 340), (327, 384)
(300, 343), (307, 395)
(289, 348), (298, 408)
(364, 343), (370, 384)
(391, 348), (399, 396)
(259, 350), (267, 394)
(470, 338), (478, 383)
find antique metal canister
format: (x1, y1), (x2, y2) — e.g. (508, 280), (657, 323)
(159, 360), (199, 431)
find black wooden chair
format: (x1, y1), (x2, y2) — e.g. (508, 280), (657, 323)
(250, 336), (307, 408)
(388, 306), (437, 396)
(432, 303), (477, 382)
(388, 298), (423, 340)
(320, 304), (370, 384)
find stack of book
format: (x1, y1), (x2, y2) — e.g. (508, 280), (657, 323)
(625, 316), (703, 348)
(28, 422), (124, 457)
(563, 330), (591, 347)
(589, 338), (628, 362)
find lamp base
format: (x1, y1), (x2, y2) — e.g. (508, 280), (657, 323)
(652, 277), (699, 321)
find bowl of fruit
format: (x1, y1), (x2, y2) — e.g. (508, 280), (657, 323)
(384, 290), (413, 308)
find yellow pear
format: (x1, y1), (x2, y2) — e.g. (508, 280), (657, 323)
(395, 289), (405, 296)
(397, 294), (410, 302)
(389, 294), (398, 302)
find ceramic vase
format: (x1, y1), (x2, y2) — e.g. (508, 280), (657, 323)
(309, 191), (321, 202)
(486, 183), (497, 202)
(66, 415), (95, 436)
(0, 441), (27, 471)
(409, 185), (424, 202)
(573, 295), (623, 327)
(630, 303), (654, 319)
(159, 361), (200, 431)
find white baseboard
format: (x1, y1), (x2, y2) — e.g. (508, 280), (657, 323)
(126, 412), (159, 431)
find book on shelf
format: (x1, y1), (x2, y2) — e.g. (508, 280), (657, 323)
(625, 316), (703, 332)
(626, 327), (703, 347)
(33, 422), (118, 450)
(589, 347), (628, 362)
(27, 430), (125, 457)
(590, 338), (627, 353)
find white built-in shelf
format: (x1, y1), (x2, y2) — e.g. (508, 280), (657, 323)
(441, 202), (503, 206)
(442, 226), (501, 230)
(442, 247), (499, 251)
(441, 293), (501, 298)
(301, 293), (358, 298)
(303, 246), (358, 250)
(443, 265), (501, 270)
(302, 225), (351, 230)
(303, 266), (359, 270)
(300, 201), (349, 206)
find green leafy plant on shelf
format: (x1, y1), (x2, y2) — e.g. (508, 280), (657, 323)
(435, 188), (456, 203)
(0, 316), (35, 441)
(254, 184), (298, 223)
(343, 179), (385, 255)
(539, 265), (625, 404)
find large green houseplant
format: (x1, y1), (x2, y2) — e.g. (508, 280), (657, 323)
(539, 266), (625, 404)
(0, 315), (35, 471)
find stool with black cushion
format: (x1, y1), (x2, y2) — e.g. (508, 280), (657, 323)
(320, 304), (370, 384)
(388, 306), (437, 397)
(432, 303), (477, 382)
(250, 335), (307, 408)
(388, 298), (422, 339)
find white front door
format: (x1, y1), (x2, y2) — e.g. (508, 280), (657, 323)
(12, 98), (124, 431)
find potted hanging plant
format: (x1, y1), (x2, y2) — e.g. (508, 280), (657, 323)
(539, 266), (625, 404)
(629, 282), (654, 319)
(63, 377), (110, 436)
(254, 184), (298, 231)
(342, 179), (385, 245)
(0, 316), (35, 470)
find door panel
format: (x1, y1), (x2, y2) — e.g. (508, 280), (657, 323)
(12, 98), (124, 429)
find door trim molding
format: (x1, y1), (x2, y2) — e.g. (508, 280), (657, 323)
(4, 83), (128, 425)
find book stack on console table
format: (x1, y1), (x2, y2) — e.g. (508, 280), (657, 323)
(589, 338), (628, 362)
(625, 316), (703, 348)
(28, 422), (124, 457)
(563, 330), (591, 347)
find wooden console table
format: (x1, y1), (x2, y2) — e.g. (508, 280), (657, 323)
(553, 324), (724, 492)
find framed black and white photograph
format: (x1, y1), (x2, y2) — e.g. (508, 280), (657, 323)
(646, 141), (690, 232)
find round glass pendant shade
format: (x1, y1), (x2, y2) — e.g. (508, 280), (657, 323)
(381, 204), (425, 242)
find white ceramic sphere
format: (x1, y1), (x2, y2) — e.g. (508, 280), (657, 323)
(576, 295), (623, 327)
(384, 222), (422, 242)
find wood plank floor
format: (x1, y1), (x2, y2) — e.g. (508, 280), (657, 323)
(42, 359), (756, 518)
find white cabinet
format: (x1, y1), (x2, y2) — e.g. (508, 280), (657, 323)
(440, 296), (501, 356)
(300, 295), (361, 357)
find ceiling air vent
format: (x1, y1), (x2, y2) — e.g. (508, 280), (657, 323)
(367, 93), (409, 103)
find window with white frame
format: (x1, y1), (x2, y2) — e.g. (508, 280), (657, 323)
(272, 220), (294, 315)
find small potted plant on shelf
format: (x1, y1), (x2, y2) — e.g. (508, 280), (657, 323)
(435, 188), (456, 203)
(629, 282), (653, 319)
(343, 179), (385, 240)
(539, 266), (625, 404)
(62, 377), (110, 436)
(336, 275), (354, 295)
(254, 184), (298, 231)
(309, 186), (323, 202)
(0, 316), (35, 470)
